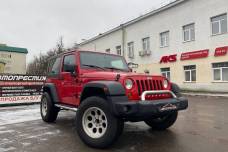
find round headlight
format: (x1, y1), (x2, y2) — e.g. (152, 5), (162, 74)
(163, 79), (169, 89)
(125, 79), (133, 89)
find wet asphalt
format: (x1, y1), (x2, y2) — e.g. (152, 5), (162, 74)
(0, 96), (228, 152)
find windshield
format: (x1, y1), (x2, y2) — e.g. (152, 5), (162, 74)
(80, 52), (129, 71)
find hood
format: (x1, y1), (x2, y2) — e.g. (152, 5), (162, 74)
(80, 71), (165, 81)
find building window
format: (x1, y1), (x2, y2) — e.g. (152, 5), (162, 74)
(212, 62), (228, 81)
(142, 37), (150, 51)
(183, 23), (195, 42)
(116, 46), (121, 55)
(184, 65), (196, 82)
(161, 67), (170, 80)
(127, 42), (134, 59)
(211, 14), (227, 35)
(160, 31), (169, 47)
(105, 49), (110, 53)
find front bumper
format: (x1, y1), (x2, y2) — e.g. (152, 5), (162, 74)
(112, 97), (188, 119)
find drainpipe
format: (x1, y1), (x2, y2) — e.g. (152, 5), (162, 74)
(120, 24), (126, 57)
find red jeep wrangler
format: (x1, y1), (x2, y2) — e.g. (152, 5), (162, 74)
(41, 50), (188, 148)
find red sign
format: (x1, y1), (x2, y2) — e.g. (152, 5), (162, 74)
(160, 54), (177, 63)
(180, 49), (209, 61)
(214, 46), (228, 57)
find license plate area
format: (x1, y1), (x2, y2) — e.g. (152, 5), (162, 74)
(159, 103), (177, 112)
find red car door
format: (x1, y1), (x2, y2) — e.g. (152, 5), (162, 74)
(59, 54), (78, 106)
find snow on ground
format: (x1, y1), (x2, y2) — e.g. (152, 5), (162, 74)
(0, 105), (41, 126)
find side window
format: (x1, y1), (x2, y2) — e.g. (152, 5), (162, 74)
(63, 55), (76, 72)
(50, 57), (61, 75)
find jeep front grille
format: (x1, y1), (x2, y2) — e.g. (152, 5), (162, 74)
(136, 79), (163, 96)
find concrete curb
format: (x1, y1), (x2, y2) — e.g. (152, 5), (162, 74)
(182, 92), (228, 98)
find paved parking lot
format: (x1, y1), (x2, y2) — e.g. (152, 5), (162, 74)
(0, 96), (228, 152)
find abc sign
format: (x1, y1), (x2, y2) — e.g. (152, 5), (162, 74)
(160, 54), (177, 63)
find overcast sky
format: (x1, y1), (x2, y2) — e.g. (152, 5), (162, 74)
(0, 0), (170, 62)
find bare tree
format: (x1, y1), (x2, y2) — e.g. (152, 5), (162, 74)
(26, 36), (66, 75)
(55, 36), (64, 54)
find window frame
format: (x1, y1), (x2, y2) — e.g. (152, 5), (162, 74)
(127, 42), (134, 59)
(160, 31), (169, 47)
(161, 67), (171, 80)
(62, 54), (76, 72)
(212, 62), (228, 82)
(142, 37), (150, 51)
(184, 65), (196, 82)
(49, 57), (61, 76)
(183, 23), (195, 42)
(211, 13), (227, 36)
(79, 51), (130, 72)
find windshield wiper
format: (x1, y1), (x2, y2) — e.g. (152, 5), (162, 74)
(82, 64), (106, 70)
(103, 67), (126, 72)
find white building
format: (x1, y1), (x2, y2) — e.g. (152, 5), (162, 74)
(79, 0), (228, 93)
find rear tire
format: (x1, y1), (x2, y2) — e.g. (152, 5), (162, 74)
(76, 96), (124, 148)
(144, 112), (178, 130)
(40, 92), (59, 123)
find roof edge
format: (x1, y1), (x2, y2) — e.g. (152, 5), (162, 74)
(0, 45), (28, 54)
(79, 0), (188, 46)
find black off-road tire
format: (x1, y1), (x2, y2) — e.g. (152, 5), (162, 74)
(76, 96), (124, 149)
(144, 111), (178, 130)
(40, 92), (59, 123)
